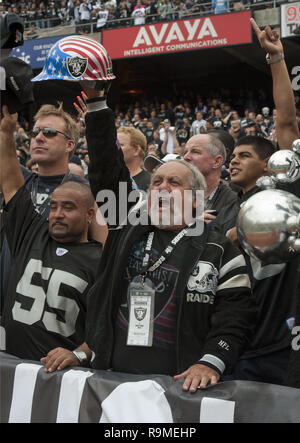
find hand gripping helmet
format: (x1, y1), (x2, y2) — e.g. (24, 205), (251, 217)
(32, 35), (115, 82)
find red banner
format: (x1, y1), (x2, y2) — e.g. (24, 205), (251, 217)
(102, 11), (252, 60)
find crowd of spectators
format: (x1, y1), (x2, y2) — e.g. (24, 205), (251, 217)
(13, 85), (300, 179)
(1, 0), (283, 34)
(112, 88), (279, 159)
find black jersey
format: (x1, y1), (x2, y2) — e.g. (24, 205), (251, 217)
(286, 256), (300, 388)
(2, 186), (101, 361)
(242, 256), (299, 358)
(212, 178), (300, 358)
(132, 169), (151, 192)
(284, 177), (300, 387)
(277, 177), (300, 199)
(244, 178), (300, 357)
(0, 168), (88, 313)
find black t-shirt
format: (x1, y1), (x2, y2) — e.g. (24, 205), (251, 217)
(157, 111), (167, 122)
(133, 169), (151, 192)
(245, 174), (300, 358)
(242, 255), (299, 357)
(2, 186), (101, 361)
(277, 178), (300, 199)
(112, 228), (183, 375)
(176, 127), (190, 145)
(284, 177), (300, 387)
(213, 179), (300, 358)
(145, 129), (154, 144)
(174, 109), (185, 123)
(22, 167), (88, 219)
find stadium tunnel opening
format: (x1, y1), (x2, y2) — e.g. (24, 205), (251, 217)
(27, 33), (299, 125)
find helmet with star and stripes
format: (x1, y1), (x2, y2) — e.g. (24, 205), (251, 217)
(32, 35), (116, 82)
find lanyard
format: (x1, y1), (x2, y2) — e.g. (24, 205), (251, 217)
(140, 226), (191, 282)
(30, 169), (71, 216)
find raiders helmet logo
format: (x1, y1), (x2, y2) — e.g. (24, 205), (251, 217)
(134, 307), (147, 321)
(187, 261), (218, 294)
(66, 56), (88, 78)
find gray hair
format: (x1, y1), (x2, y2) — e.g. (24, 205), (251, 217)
(148, 159), (206, 222)
(152, 159), (207, 196)
(205, 134), (227, 164)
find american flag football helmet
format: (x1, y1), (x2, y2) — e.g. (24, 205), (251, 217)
(32, 35), (115, 82)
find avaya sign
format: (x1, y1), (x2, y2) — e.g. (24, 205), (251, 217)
(102, 11), (252, 59)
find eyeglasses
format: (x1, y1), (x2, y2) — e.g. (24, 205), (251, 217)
(30, 127), (70, 139)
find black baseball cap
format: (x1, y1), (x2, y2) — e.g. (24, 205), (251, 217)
(208, 117), (223, 128)
(144, 153), (182, 173)
(0, 57), (34, 114)
(240, 118), (256, 129)
(0, 13), (24, 49)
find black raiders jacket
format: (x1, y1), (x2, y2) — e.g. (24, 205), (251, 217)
(84, 102), (255, 375)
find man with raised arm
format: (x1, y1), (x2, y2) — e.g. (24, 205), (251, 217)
(250, 18), (299, 150)
(0, 105), (101, 370)
(0, 102), (108, 317)
(77, 83), (255, 393)
(211, 20), (300, 386)
(250, 18), (299, 388)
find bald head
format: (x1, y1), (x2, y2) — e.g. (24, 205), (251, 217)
(49, 180), (95, 243)
(68, 162), (85, 179)
(54, 180), (95, 209)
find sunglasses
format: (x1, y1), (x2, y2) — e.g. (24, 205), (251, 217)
(30, 127), (70, 139)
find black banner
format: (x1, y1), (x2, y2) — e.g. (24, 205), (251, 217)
(1, 352), (300, 424)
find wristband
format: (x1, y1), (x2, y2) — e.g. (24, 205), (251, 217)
(266, 53), (284, 65)
(86, 98), (108, 112)
(198, 354), (226, 374)
(72, 349), (89, 365)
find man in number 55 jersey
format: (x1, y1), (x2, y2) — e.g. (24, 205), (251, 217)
(0, 105), (101, 370)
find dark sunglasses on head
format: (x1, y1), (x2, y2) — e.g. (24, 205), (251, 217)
(30, 127), (70, 139)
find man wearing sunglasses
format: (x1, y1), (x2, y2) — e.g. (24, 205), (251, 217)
(24, 103), (84, 216)
(0, 103), (108, 314)
(0, 104), (102, 368)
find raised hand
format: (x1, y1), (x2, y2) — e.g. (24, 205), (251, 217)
(0, 105), (18, 133)
(73, 90), (88, 121)
(250, 17), (283, 56)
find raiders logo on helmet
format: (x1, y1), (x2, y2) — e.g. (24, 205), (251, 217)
(66, 56), (88, 79)
(134, 307), (147, 321)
